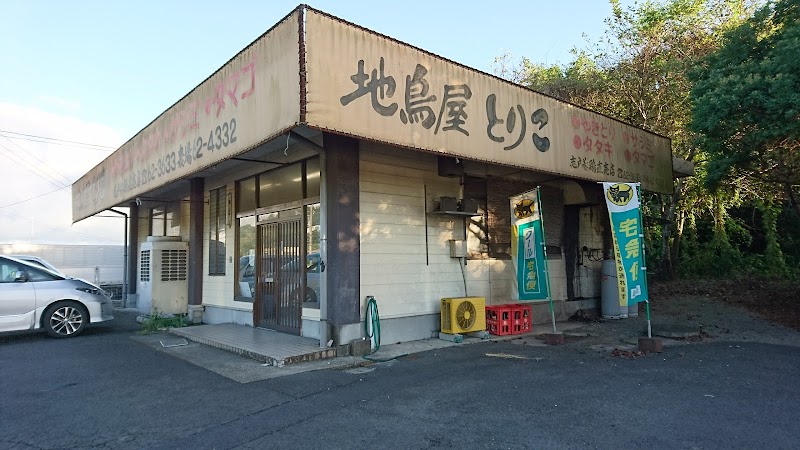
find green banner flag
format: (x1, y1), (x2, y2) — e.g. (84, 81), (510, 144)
(510, 188), (548, 301)
(603, 182), (649, 306)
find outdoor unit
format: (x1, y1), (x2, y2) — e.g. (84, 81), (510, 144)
(441, 297), (486, 334)
(137, 236), (189, 315)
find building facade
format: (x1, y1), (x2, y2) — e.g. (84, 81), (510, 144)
(73, 6), (688, 347)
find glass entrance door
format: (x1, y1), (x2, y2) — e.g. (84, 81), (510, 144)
(255, 214), (303, 334)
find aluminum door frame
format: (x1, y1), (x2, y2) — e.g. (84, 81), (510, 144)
(254, 210), (305, 334)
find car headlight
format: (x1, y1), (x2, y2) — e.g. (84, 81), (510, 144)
(76, 287), (107, 297)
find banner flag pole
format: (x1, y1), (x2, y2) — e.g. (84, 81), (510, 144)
(636, 183), (652, 338)
(536, 186), (557, 333)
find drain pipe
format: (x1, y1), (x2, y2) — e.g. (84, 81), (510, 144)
(107, 208), (128, 308)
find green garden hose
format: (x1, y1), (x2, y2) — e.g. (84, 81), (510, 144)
(363, 296), (412, 363)
(365, 296), (381, 353)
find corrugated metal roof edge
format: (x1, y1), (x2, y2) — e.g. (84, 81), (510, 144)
(72, 6), (305, 190)
(303, 5), (672, 144)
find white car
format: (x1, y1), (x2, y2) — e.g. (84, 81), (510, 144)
(0, 255), (114, 338)
(11, 255), (65, 276)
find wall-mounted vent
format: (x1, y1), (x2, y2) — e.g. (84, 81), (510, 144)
(438, 155), (463, 177)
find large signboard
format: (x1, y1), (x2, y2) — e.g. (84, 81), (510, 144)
(72, 11), (302, 222)
(303, 10), (672, 194)
(603, 182), (648, 306)
(510, 188), (549, 301)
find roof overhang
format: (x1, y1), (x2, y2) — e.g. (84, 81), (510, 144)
(72, 8), (303, 222)
(74, 5), (679, 222)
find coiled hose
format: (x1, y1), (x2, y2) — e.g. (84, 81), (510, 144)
(363, 296), (413, 363)
(365, 295), (380, 353)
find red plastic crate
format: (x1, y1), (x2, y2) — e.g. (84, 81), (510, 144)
(486, 305), (513, 336)
(510, 304), (533, 334)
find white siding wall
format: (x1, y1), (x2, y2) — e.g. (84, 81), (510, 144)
(359, 143), (520, 320)
(199, 158), (278, 313)
(202, 179), (248, 311)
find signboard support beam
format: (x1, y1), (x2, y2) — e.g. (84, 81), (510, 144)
(188, 177), (204, 306)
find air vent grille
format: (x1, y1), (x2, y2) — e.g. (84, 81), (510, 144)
(160, 249), (187, 281)
(140, 250), (151, 282)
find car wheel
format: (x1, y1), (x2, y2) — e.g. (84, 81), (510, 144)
(43, 302), (88, 338)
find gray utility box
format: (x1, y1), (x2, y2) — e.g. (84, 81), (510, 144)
(448, 240), (467, 258)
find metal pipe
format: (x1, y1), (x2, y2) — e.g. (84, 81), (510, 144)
(107, 208), (128, 308)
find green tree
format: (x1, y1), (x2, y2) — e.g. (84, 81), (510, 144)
(496, 1), (800, 278)
(690, 0), (800, 218)
(499, 0), (756, 278)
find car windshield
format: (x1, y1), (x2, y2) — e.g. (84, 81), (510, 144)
(1, 256), (64, 281)
(280, 254), (320, 273)
(10, 255), (65, 277)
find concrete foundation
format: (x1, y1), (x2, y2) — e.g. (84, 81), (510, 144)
(332, 322), (362, 346)
(638, 337), (663, 353)
(438, 332), (463, 343)
(187, 304), (204, 324)
(199, 300), (598, 346)
(302, 319), (320, 340)
(377, 313), (440, 344)
(203, 305), (253, 326)
(350, 339), (371, 356)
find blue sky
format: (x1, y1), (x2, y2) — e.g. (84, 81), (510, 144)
(0, 0), (625, 245)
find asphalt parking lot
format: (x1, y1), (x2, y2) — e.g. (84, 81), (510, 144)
(2, 308), (800, 449)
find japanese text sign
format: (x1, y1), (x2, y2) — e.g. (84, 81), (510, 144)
(510, 189), (549, 301)
(304, 10), (673, 194)
(603, 182), (648, 306)
(72, 11), (302, 222)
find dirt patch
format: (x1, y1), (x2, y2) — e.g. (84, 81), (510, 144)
(610, 348), (647, 358)
(532, 334), (585, 345)
(669, 330), (712, 342)
(564, 278), (800, 349)
(650, 279), (800, 331)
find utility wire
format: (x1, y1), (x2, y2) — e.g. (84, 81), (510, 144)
(0, 130), (117, 150)
(1, 134), (116, 152)
(0, 135), (73, 188)
(0, 186), (70, 209)
(0, 141), (71, 189)
(0, 209), (119, 243)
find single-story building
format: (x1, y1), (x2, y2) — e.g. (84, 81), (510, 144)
(73, 5), (691, 348)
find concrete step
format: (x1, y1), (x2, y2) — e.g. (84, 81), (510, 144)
(169, 324), (337, 367)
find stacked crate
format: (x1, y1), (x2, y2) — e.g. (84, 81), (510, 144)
(485, 305), (512, 336)
(486, 304), (532, 336)
(510, 303), (532, 334)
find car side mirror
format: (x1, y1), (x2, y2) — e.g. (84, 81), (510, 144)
(14, 271), (28, 282)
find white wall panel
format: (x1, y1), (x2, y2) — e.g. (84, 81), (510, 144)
(359, 143), (517, 321)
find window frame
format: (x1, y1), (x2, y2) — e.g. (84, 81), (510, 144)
(208, 186), (227, 276)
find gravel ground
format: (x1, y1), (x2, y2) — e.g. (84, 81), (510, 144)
(556, 285), (800, 352)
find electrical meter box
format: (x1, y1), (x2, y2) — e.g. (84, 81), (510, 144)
(448, 240), (467, 258)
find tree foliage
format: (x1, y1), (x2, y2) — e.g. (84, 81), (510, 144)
(690, 0), (800, 215)
(496, 0), (763, 278)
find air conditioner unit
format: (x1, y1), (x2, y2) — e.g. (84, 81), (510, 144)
(441, 297), (486, 334)
(138, 236), (189, 315)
